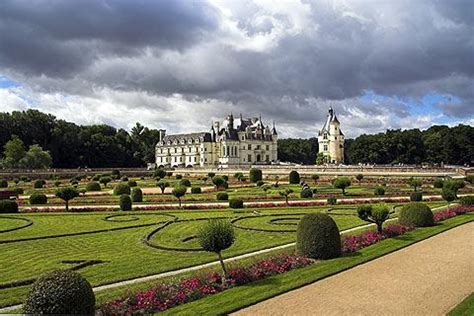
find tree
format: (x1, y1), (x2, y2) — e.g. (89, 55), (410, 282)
(311, 174), (319, 184)
(20, 144), (52, 169)
(315, 152), (328, 165)
(355, 174), (364, 183)
(99, 176), (112, 188)
(157, 181), (170, 194)
(2, 136), (26, 168)
(441, 188), (456, 204)
(55, 187), (79, 212)
(332, 177), (351, 195)
(154, 169), (167, 179)
(407, 177), (422, 192)
(172, 185), (187, 207)
(357, 204), (390, 233)
(197, 220), (235, 277)
(212, 176), (227, 190)
(279, 189), (294, 205)
(278, 137), (318, 164)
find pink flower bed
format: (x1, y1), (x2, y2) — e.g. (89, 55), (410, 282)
(98, 255), (311, 315)
(433, 205), (473, 222)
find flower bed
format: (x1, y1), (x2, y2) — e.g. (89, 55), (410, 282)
(433, 205), (474, 222)
(98, 255), (311, 314)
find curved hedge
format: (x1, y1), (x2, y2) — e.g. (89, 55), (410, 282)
(113, 183), (131, 195)
(410, 191), (423, 201)
(289, 171), (300, 184)
(119, 195), (132, 211)
(229, 198), (244, 209)
(85, 182), (101, 192)
(30, 193), (48, 205)
(216, 192), (229, 201)
(296, 213), (341, 259)
(23, 270), (95, 314)
(398, 202), (434, 227)
(0, 200), (19, 213)
(131, 188), (143, 202)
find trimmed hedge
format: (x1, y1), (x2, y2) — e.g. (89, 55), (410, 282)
(30, 193), (48, 205)
(459, 196), (474, 205)
(441, 188), (456, 203)
(14, 187), (24, 195)
(34, 180), (46, 189)
(398, 202), (434, 227)
(374, 187), (386, 196)
(289, 171), (300, 184)
(410, 191), (423, 201)
(23, 270), (95, 314)
(131, 188), (143, 203)
(216, 192), (229, 201)
(229, 198), (244, 209)
(249, 168), (262, 183)
(85, 182), (101, 192)
(300, 188), (313, 198)
(119, 195), (132, 211)
(0, 179), (8, 188)
(113, 183), (131, 195)
(0, 200), (19, 213)
(191, 187), (202, 194)
(296, 213), (341, 259)
(179, 179), (191, 187)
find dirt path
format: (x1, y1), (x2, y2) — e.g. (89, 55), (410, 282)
(235, 222), (474, 316)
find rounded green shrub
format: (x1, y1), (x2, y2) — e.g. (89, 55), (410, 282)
(433, 179), (444, 189)
(121, 176), (129, 182)
(288, 171), (300, 184)
(91, 174), (101, 181)
(179, 179), (191, 187)
(128, 180), (137, 187)
(441, 188), (456, 203)
(85, 182), (101, 192)
(249, 168), (262, 183)
(410, 191), (423, 201)
(23, 270), (95, 314)
(327, 195), (337, 205)
(300, 188), (313, 198)
(222, 175), (229, 182)
(111, 169), (121, 179)
(0, 200), (19, 213)
(398, 202), (434, 227)
(256, 180), (265, 187)
(229, 198), (244, 209)
(14, 187), (24, 195)
(459, 196), (474, 205)
(131, 188), (143, 202)
(175, 174), (183, 180)
(191, 187), (202, 194)
(465, 175), (474, 184)
(34, 180), (45, 189)
(216, 192), (229, 201)
(296, 213), (341, 259)
(207, 172), (216, 178)
(154, 169), (167, 179)
(0, 179), (8, 188)
(113, 183), (131, 195)
(30, 193), (47, 205)
(374, 187), (386, 196)
(119, 194), (132, 211)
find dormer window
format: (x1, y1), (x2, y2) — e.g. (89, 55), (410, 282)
(323, 133), (328, 140)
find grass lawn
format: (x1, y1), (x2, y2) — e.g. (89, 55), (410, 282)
(448, 292), (474, 316)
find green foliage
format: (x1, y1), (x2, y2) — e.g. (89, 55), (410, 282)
(0, 179), (7, 188)
(111, 170), (121, 179)
(212, 176), (227, 189)
(279, 189), (294, 205)
(121, 176), (129, 182)
(234, 172), (244, 180)
(20, 144), (53, 169)
(128, 180), (137, 187)
(85, 182), (101, 192)
(315, 152), (329, 165)
(407, 177), (423, 191)
(131, 188), (143, 202)
(119, 194), (132, 211)
(327, 195), (337, 205)
(191, 187), (202, 194)
(229, 198), (244, 209)
(277, 137), (318, 164)
(175, 174), (183, 180)
(433, 178), (444, 189)
(55, 187), (79, 212)
(398, 202), (434, 227)
(465, 175), (474, 184)
(154, 169), (167, 179)
(410, 191), (423, 201)
(249, 168), (262, 183)
(0, 200), (19, 213)
(357, 204), (390, 232)
(374, 187), (385, 196)
(222, 175), (229, 182)
(156, 181), (170, 194)
(311, 174), (319, 184)
(30, 193), (48, 205)
(207, 172), (216, 178)
(172, 185), (187, 207)
(296, 213), (341, 259)
(256, 180), (265, 187)
(356, 174), (364, 182)
(332, 177), (351, 195)
(288, 171), (300, 184)
(113, 183), (131, 196)
(300, 188), (313, 198)
(33, 180), (45, 188)
(14, 187), (24, 195)
(459, 196), (474, 205)
(1, 136), (26, 168)
(54, 180), (61, 187)
(99, 176), (112, 187)
(216, 192), (229, 201)
(23, 270), (95, 314)
(179, 179), (191, 187)
(197, 220), (235, 275)
(166, 172), (173, 178)
(443, 180), (465, 196)
(441, 188), (456, 203)
(92, 174), (101, 181)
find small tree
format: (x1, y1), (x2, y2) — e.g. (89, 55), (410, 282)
(311, 174), (319, 185)
(357, 204), (390, 233)
(156, 181), (170, 194)
(279, 189), (294, 205)
(55, 187), (79, 212)
(154, 169), (167, 179)
(332, 177), (351, 195)
(441, 188), (456, 204)
(315, 152), (329, 165)
(99, 176), (112, 188)
(172, 185), (187, 207)
(443, 180), (465, 198)
(407, 177), (422, 192)
(356, 174), (364, 183)
(212, 176), (227, 190)
(197, 220), (235, 277)
(208, 172), (216, 178)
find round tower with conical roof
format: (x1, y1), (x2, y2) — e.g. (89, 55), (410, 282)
(317, 107), (344, 164)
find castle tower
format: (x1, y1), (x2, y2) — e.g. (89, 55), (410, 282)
(317, 107), (344, 164)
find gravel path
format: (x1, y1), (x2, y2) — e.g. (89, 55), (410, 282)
(234, 221), (474, 316)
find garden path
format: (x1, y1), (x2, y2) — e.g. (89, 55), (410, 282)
(234, 221), (474, 316)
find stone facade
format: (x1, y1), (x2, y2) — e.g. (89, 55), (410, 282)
(317, 107), (344, 164)
(155, 114), (278, 168)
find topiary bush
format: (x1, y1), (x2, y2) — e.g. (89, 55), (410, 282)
(113, 183), (131, 195)
(332, 177), (351, 195)
(0, 179), (8, 188)
(374, 187), (385, 196)
(85, 182), (101, 192)
(175, 174), (183, 180)
(229, 198), (244, 209)
(14, 187), (24, 195)
(398, 202), (434, 227)
(459, 196), (474, 205)
(216, 192), (229, 201)
(212, 176), (227, 190)
(296, 213), (341, 259)
(327, 195), (337, 205)
(30, 193), (47, 205)
(410, 191), (423, 201)
(300, 188), (313, 198)
(433, 179), (444, 189)
(121, 176), (129, 182)
(288, 171), (300, 184)
(191, 187), (202, 194)
(34, 180), (46, 189)
(441, 188), (456, 203)
(249, 168), (262, 183)
(111, 169), (121, 179)
(23, 270), (95, 314)
(222, 175), (229, 182)
(0, 200), (19, 213)
(131, 188), (143, 202)
(91, 174), (101, 181)
(179, 179), (191, 187)
(128, 180), (137, 187)
(119, 194), (132, 211)
(154, 169), (167, 179)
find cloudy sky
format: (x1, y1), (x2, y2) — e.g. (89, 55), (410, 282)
(0, 0), (473, 138)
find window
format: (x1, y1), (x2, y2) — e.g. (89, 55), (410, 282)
(324, 145), (328, 151)
(256, 145), (260, 150)
(174, 148), (177, 153)
(266, 145), (269, 151)
(266, 155), (269, 161)
(248, 144), (251, 150)
(194, 157), (197, 162)
(241, 136), (244, 140)
(248, 154), (252, 162)
(323, 133), (328, 140)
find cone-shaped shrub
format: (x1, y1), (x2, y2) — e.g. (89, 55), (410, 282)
(289, 171), (300, 184)
(131, 188), (142, 202)
(398, 202), (434, 227)
(119, 194), (132, 211)
(296, 213), (341, 259)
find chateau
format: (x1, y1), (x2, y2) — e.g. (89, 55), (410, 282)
(155, 114), (278, 168)
(317, 107), (345, 164)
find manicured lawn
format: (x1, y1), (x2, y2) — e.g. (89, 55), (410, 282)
(448, 292), (474, 316)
